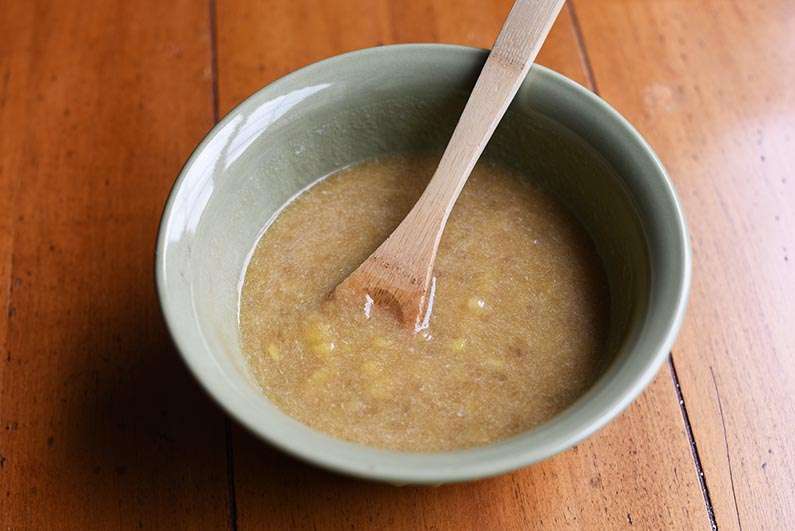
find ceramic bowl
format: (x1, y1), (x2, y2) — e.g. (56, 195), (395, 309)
(156, 44), (690, 483)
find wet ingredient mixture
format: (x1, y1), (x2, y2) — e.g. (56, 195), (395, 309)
(239, 154), (610, 452)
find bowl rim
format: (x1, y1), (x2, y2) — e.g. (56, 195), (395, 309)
(155, 43), (691, 483)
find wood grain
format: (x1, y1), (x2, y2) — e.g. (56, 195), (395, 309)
(0, 0), (230, 527)
(215, 0), (590, 113)
(3, 0), (789, 527)
(337, 0), (566, 329)
(216, 1), (708, 528)
(574, 0), (795, 528)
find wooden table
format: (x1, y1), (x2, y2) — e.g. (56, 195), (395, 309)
(1, 1), (793, 528)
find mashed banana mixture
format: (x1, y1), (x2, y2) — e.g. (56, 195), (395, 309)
(239, 154), (609, 451)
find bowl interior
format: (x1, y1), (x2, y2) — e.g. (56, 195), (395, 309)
(157, 45), (688, 483)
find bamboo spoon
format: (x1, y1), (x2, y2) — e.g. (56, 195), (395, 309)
(334, 0), (566, 330)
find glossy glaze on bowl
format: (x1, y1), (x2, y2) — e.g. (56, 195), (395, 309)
(156, 44), (690, 483)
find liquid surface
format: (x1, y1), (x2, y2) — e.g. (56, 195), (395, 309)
(239, 154), (609, 452)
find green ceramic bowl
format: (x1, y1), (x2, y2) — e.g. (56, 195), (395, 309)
(156, 44), (690, 483)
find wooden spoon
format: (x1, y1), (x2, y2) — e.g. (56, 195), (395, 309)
(335, 0), (566, 330)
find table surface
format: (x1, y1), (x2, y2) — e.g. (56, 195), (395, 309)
(1, 0), (793, 528)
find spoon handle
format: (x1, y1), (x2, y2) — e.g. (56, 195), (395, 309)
(410, 0), (566, 231)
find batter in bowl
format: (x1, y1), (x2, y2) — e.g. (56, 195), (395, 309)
(239, 154), (610, 452)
